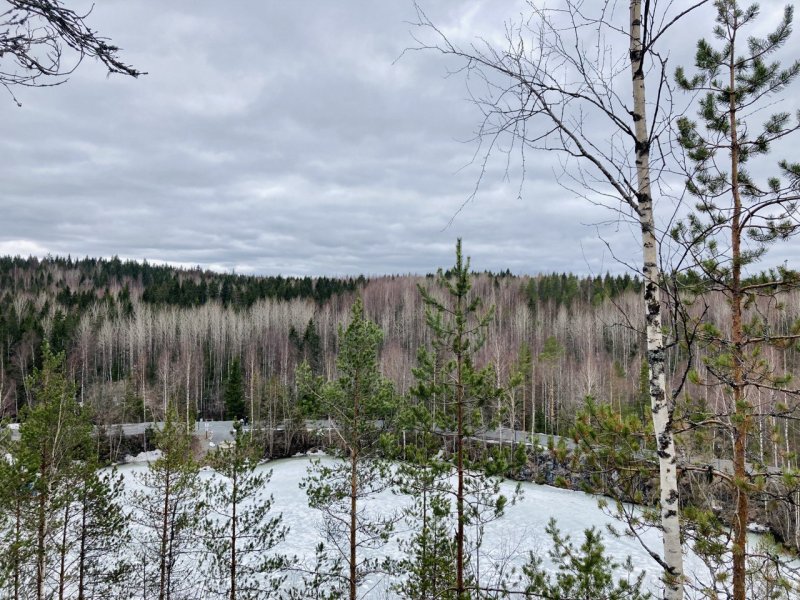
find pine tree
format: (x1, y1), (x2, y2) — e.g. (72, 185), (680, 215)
(282, 543), (345, 600)
(70, 464), (131, 600)
(129, 404), (200, 600)
(0, 427), (35, 600)
(392, 406), (457, 600)
(522, 518), (651, 600)
(202, 420), (289, 599)
(401, 240), (516, 599)
(299, 298), (398, 600)
(673, 2), (800, 597)
(0, 344), (130, 600)
(19, 345), (93, 600)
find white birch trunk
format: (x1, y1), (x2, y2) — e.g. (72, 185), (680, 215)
(629, 1), (684, 597)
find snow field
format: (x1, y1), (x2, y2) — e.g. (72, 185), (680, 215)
(117, 455), (763, 598)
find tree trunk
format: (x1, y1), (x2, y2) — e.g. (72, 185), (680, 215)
(350, 377), (359, 600)
(629, 1), (684, 597)
(58, 502), (71, 600)
(13, 496), (22, 600)
(159, 469), (171, 600)
(727, 26), (748, 600)
(36, 453), (48, 600)
(455, 293), (465, 600)
(350, 447), (358, 600)
(230, 470), (237, 600)
(78, 486), (88, 600)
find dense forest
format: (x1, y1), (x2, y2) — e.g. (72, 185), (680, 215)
(3, 251), (800, 599)
(0, 255), (643, 427)
(2, 254), (799, 470)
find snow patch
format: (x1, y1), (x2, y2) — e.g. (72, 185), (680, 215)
(123, 449), (163, 463)
(748, 522), (770, 534)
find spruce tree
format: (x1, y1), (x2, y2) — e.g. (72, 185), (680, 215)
(224, 358), (246, 421)
(303, 319), (323, 376)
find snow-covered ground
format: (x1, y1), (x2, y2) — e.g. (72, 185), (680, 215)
(115, 455), (793, 598)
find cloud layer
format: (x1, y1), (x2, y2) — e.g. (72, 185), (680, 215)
(0, 0), (796, 276)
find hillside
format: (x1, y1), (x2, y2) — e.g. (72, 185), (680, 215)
(1, 253), (798, 464)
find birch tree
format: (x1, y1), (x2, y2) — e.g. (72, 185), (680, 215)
(408, 2), (711, 595)
(0, 0), (141, 104)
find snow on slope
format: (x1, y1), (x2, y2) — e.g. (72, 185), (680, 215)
(117, 456), (715, 598)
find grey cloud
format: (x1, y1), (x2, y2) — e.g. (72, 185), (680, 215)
(0, 0), (797, 277)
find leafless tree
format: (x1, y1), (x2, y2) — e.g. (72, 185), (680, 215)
(0, 0), (141, 104)
(406, 1), (715, 596)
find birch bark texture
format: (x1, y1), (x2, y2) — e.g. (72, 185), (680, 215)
(407, 1), (705, 595)
(628, 2), (684, 596)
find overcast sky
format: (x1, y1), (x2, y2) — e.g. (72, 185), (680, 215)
(1, 0), (798, 277)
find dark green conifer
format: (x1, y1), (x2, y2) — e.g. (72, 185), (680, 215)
(224, 358), (246, 421)
(299, 298), (397, 600)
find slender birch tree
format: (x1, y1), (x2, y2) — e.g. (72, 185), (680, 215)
(408, 2), (713, 595)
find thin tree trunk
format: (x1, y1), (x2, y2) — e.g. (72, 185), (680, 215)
(230, 470), (237, 600)
(350, 375), (360, 600)
(249, 354), (255, 427)
(455, 293), (465, 600)
(422, 486), (429, 598)
(350, 446), (358, 600)
(58, 502), (71, 600)
(36, 453), (48, 600)
(629, 1), (683, 597)
(159, 469), (171, 600)
(13, 496), (22, 600)
(78, 485), (88, 600)
(185, 358), (190, 429)
(727, 22), (748, 600)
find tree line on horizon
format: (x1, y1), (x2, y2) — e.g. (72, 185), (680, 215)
(1, 254), (798, 471)
(0, 249), (664, 600)
(0, 254), (651, 430)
